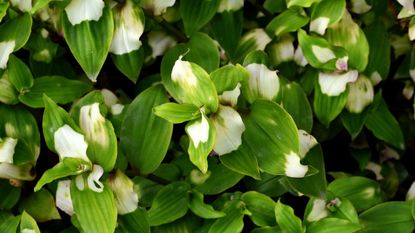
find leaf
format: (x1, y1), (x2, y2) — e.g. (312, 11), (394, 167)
(274, 200), (304, 233)
(188, 190), (226, 219)
(307, 218), (361, 233)
(147, 182), (190, 226)
(71, 182), (117, 233)
(0, 216), (19, 233)
(7, 55), (33, 93)
(120, 85), (173, 174)
(0, 180), (20, 210)
(286, 0), (321, 8)
(111, 47), (144, 83)
(152, 214), (202, 233)
(328, 176), (383, 212)
(340, 111), (367, 139)
(250, 226), (283, 233)
(34, 158), (91, 191)
(132, 176), (163, 208)
(210, 10), (243, 57)
(62, 3), (114, 81)
(281, 82), (313, 132)
(20, 211), (40, 233)
(266, 8), (309, 37)
(19, 76), (92, 108)
(313, 82), (348, 126)
(118, 208), (150, 233)
(359, 202), (415, 233)
(180, 0), (220, 36)
(210, 64), (248, 94)
(364, 21), (390, 82)
(241, 191), (277, 227)
(154, 103), (201, 124)
(208, 200), (245, 233)
(0, 13), (32, 51)
(195, 158), (244, 195)
(365, 100), (405, 150)
(243, 100), (306, 177)
(31, 0), (54, 13)
(310, 0), (346, 35)
(18, 189), (60, 222)
(284, 145), (327, 198)
(0, 2), (8, 23)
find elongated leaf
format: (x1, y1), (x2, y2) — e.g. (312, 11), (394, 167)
(152, 214), (202, 233)
(154, 103), (200, 124)
(210, 64), (248, 94)
(275, 200), (304, 233)
(209, 200), (245, 233)
(0, 216), (19, 233)
(0, 2), (8, 22)
(307, 218), (360, 233)
(71, 182), (117, 233)
(0, 13), (32, 51)
(359, 202), (415, 233)
(341, 110), (367, 139)
(241, 191), (277, 227)
(62, 3), (114, 81)
(111, 48), (144, 83)
(180, 0), (220, 36)
(314, 83), (348, 126)
(0, 180), (20, 210)
(19, 76), (91, 108)
(7, 55), (33, 93)
(286, 0), (321, 8)
(365, 100), (405, 150)
(118, 208), (150, 233)
(188, 190), (226, 219)
(364, 21), (390, 82)
(310, 0), (345, 35)
(266, 8), (309, 37)
(328, 176), (382, 212)
(120, 85), (173, 174)
(220, 142), (261, 180)
(147, 182), (190, 226)
(18, 189), (60, 222)
(281, 82), (313, 132)
(243, 100), (307, 177)
(20, 211), (40, 233)
(211, 10), (243, 57)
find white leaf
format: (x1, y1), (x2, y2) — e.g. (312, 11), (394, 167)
(212, 106), (245, 155)
(318, 70), (359, 96)
(294, 46), (308, 67)
(171, 56), (198, 88)
(79, 103), (108, 147)
(107, 170), (138, 215)
(298, 130), (318, 159)
(87, 164), (104, 193)
(187, 113), (210, 148)
(242, 29), (272, 51)
(56, 180), (74, 216)
(148, 31), (177, 58)
(351, 0), (372, 14)
(10, 0), (32, 12)
(406, 181), (415, 201)
(110, 0), (144, 55)
(54, 124), (90, 162)
(0, 41), (15, 69)
(284, 151), (308, 178)
(311, 45), (336, 63)
(310, 17), (330, 35)
(218, 0), (244, 12)
(139, 0), (175, 15)
(64, 0), (105, 25)
(307, 199), (328, 222)
(246, 63), (280, 101)
(0, 137), (17, 164)
(346, 75), (374, 113)
(219, 83), (241, 107)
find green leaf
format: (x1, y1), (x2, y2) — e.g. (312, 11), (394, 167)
(188, 190), (226, 219)
(328, 176), (382, 212)
(210, 64), (248, 94)
(118, 208), (150, 233)
(286, 0), (321, 8)
(111, 48), (144, 83)
(284, 145), (327, 198)
(19, 76), (92, 108)
(185, 114), (216, 173)
(7, 55), (33, 93)
(359, 202), (415, 233)
(281, 82), (313, 132)
(0, 180), (20, 210)
(34, 158), (91, 191)
(154, 103), (201, 124)
(195, 158), (244, 195)
(152, 214), (202, 233)
(20, 211), (40, 233)
(0, 2), (8, 23)
(314, 82), (348, 126)
(147, 182), (190, 226)
(220, 142), (261, 180)
(0, 104), (40, 165)
(275, 200), (304, 233)
(0, 216), (19, 233)
(211, 10), (243, 57)
(120, 85), (173, 174)
(18, 189), (60, 222)
(307, 218), (360, 233)
(325, 11), (369, 71)
(364, 21), (390, 82)
(329, 197), (359, 224)
(62, 3), (114, 81)
(340, 111), (367, 139)
(310, 0), (345, 35)
(132, 176), (163, 208)
(241, 191), (277, 227)
(31, 0), (53, 13)
(0, 13), (32, 51)
(243, 100), (307, 177)
(0, 75), (18, 104)
(180, 0), (220, 36)
(71, 182), (117, 233)
(209, 200), (245, 233)
(266, 8), (309, 37)
(365, 100), (405, 150)
(251, 226), (283, 233)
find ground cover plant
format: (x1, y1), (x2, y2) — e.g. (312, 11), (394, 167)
(1, 0), (415, 232)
